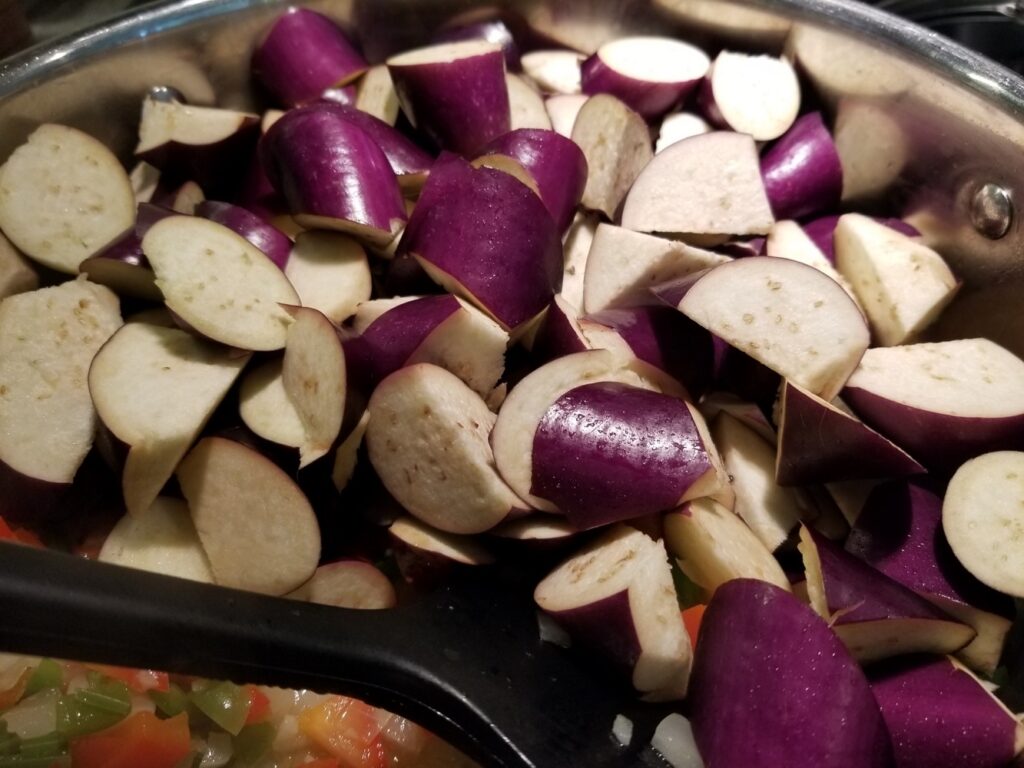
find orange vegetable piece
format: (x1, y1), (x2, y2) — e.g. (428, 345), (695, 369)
(245, 685), (271, 724)
(85, 664), (170, 693)
(682, 604), (707, 648)
(0, 668), (32, 711)
(71, 712), (190, 768)
(298, 696), (387, 768)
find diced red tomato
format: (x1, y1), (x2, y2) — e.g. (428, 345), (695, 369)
(682, 604), (707, 648)
(0, 668), (32, 710)
(0, 516), (43, 547)
(245, 685), (271, 724)
(302, 760), (340, 768)
(84, 664), (170, 693)
(70, 711), (190, 768)
(298, 696), (387, 768)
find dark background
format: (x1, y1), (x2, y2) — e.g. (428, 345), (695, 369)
(3, 0), (1024, 74)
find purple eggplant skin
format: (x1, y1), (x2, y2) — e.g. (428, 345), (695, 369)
(808, 526), (971, 628)
(775, 380), (926, 486)
(81, 203), (175, 299)
(841, 385), (1024, 475)
(846, 480), (1014, 619)
(546, 590), (641, 676)
(533, 297), (590, 364)
(251, 8), (367, 107)
(482, 128), (587, 233)
(431, 19), (521, 70)
(803, 215), (920, 263)
(398, 153), (562, 331)
(760, 112), (843, 221)
(688, 579), (895, 768)
(586, 306), (714, 401)
(195, 200), (291, 269)
(870, 656), (1020, 768)
(388, 45), (510, 156)
(531, 381), (711, 530)
(303, 102), (433, 178)
(89, 202), (174, 270)
(347, 294), (462, 388)
(581, 55), (699, 120)
(260, 104), (406, 237)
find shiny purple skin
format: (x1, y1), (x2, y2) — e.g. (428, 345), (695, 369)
(760, 112), (842, 221)
(547, 590), (641, 675)
(398, 154), (562, 330)
(846, 481), (1014, 618)
(841, 385), (1024, 474)
(776, 381), (926, 486)
(530, 381), (710, 530)
(581, 54), (700, 120)
(533, 297), (589, 364)
(808, 527), (962, 626)
(689, 579), (895, 768)
(318, 85), (358, 106)
(586, 306), (714, 401)
(90, 202), (174, 270)
(251, 8), (367, 107)
(306, 102), (433, 178)
(432, 19), (521, 70)
(260, 104), (406, 235)
(870, 656), (1018, 768)
(482, 129), (587, 233)
(388, 47), (510, 156)
(803, 215), (920, 263)
(349, 295), (461, 388)
(195, 200), (291, 269)
(81, 203), (174, 299)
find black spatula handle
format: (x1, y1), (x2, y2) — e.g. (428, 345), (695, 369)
(0, 543), (671, 768)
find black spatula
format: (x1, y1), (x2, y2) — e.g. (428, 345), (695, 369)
(0, 542), (673, 767)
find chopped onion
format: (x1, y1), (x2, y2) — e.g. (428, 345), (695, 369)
(612, 714), (634, 747)
(196, 732), (234, 768)
(651, 713), (704, 768)
(1, 688), (59, 739)
(536, 611), (572, 648)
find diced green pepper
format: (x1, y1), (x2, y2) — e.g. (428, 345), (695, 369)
(231, 722), (275, 765)
(190, 681), (250, 736)
(149, 684), (190, 719)
(23, 661), (61, 699)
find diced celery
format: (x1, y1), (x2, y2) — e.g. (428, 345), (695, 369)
(55, 696), (123, 739)
(231, 722), (275, 765)
(76, 689), (130, 717)
(190, 682), (250, 736)
(84, 673), (130, 709)
(0, 756), (70, 768)
(0, 721), (19, 756)
(150, 684), (190, 718)
(22, 662), (61, 700)
(15, 732), (64, 759)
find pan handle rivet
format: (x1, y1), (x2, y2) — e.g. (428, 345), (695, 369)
(970, 183), (1013, 240)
